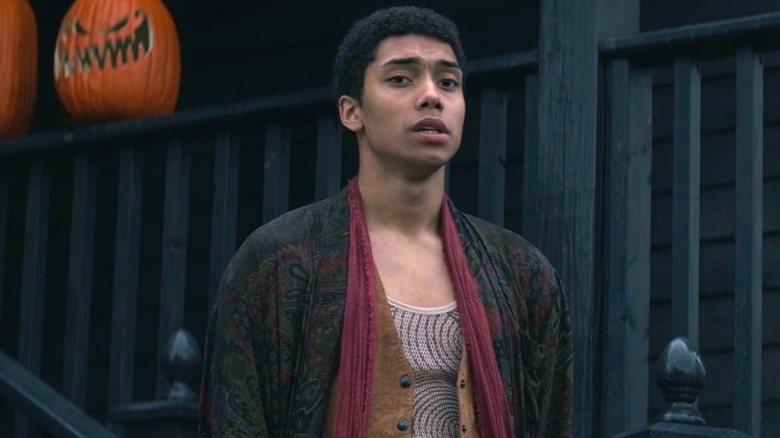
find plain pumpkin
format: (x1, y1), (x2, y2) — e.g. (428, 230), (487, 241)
(0, 0), (38, 139)
(54, 0), (181, 124)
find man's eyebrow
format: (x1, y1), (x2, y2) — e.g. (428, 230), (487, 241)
(438, 59), (462, 70)
(381, 57), (462, 71)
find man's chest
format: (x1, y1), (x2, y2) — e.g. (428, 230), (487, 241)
(370, 241), (456, 308)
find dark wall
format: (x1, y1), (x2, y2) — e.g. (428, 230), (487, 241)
(641, 0), (780, 30)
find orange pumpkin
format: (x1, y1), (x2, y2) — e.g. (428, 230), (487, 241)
(0, 0), (38, 139)
(54, 0), (180, 124)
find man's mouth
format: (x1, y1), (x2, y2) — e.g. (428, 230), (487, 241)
(412, 118), (449, 135)
(412, 118), (450, 144)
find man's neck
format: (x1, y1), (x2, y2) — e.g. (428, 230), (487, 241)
(357, 168), (445, 237)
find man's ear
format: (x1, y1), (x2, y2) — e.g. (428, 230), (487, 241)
(338, 95), (363, 133)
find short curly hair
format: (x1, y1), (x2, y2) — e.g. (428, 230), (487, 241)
(333, 6), (467, 101)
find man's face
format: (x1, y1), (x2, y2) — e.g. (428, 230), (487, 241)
(340, 34), (466, 178)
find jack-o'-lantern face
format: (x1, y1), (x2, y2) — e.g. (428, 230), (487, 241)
(53, 0), (180, 125)
(54, 9), (153, 80)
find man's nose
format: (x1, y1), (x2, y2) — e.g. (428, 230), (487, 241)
(417, 77), (443, 110)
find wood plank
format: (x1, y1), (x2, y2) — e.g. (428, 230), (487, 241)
(209, 132), (239, 312)
(62, 154), (97, 409)
(0, 349), (115, 438)
(600, 11), (780, 64)
(649, 289), (780, 357)
(0, 86), (333, 158)
(315, 115), (342, 201)
(765, 227), (780, 287)
(651, 128), (780, 193)
(156, 138), (192, 398)
(650, 63), (780, 144)
(263, 124), (290, 223)
(0, 174), (7, 326)
(108, 147), (144, 408)
(671, 56), (702, 348)
(734, 46), (763, 437)
(522, 74), (539, 240)
(477, 87), (507, 226)
(467, 50), (538, 75)
(15, 160), (50, 438)
(537, 0), (602, 435)
(650, 180), (780, 247)
(444, 162), (451, 195)
(651, 232), (780, 304)
(604, 59), (653, 436)
(641, 0), (780, 32)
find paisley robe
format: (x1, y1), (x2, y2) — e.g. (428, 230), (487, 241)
(198, 188), (573, 437)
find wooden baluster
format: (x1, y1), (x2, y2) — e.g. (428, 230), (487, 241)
(108, 147), (144, 410)
(477, 87), (507, 226)
(0, 174), (7, 326)
(209, 131), (239, 312)
(263, 124), (290, 224)
(157, 138), (192, 397)
(603, 59), (652, 436)
(62, 154), (97, 409)
(522, 74), (538, 239)
(315, 115), (342, 201)
(734, 47), (763, 437)
(672, 56), (701, 348)
(16, 161), (50, 438)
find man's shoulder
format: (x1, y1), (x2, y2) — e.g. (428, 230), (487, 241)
(460, 212), (559, 280)
(243, 191), (347, 251)
(222, 192), (347, 284)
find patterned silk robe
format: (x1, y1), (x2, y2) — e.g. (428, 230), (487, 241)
(198, 188), (573, 437)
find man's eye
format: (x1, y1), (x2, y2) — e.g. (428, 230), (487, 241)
(441, 79), (459, 89)
(388, 75), (410, 84)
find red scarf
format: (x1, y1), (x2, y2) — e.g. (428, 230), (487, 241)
(333, 178), (513, 437)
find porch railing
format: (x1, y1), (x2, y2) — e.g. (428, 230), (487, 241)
(600, 11), (778, 438)
(0, 10), (776, 437)
(0, 348), (113, 437)
(0, 51), (538, 435)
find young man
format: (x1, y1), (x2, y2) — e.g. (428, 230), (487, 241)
(199, 6), (572, 437)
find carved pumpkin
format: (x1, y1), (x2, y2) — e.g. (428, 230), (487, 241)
(0, 0), (37, 139)
(54, 0), (180, 124)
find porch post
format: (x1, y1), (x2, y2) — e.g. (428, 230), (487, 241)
(534, 0), (639, 437)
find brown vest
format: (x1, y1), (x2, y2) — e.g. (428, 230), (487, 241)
(323, 277), (479, 437)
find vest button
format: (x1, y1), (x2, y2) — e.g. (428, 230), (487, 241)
(397, 419), (409, 431)
(400, 375), (413, 388)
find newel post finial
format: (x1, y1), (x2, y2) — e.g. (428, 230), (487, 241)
(656, 337), (706, 425)
(161, 329), (201, 402)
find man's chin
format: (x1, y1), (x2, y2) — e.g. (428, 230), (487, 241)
(401, 160), (449, 182)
